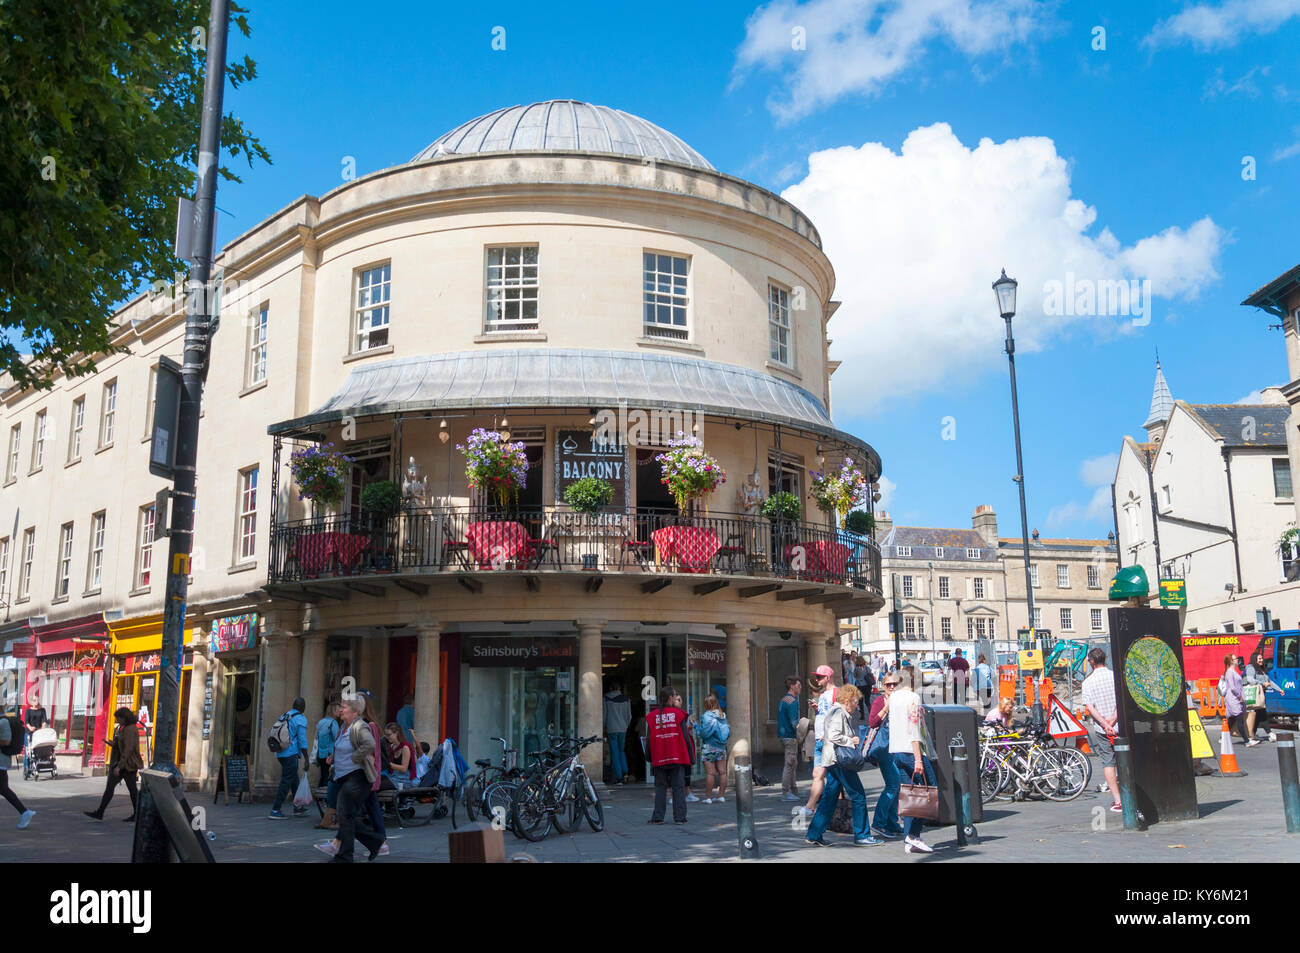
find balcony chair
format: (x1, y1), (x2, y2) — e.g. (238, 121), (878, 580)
(712, 531), (748, 573)
(438, 517), (471, 571)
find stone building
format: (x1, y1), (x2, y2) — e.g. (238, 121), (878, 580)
(0, 100), (884, 789)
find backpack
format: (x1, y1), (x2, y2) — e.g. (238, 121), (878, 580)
(267, 710), (295, 753)
(1, 715), (23, 756)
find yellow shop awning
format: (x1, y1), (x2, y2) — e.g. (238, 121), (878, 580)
(108, 612), (194, 656)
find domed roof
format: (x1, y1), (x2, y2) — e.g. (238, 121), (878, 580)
(411, 100), (714, 170)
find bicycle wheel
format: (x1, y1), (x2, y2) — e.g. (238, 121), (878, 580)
(977, 751), (1006, 804)
(482, 778), (518, 833)
(550, 770), (582, 834)
(582, 773), (605, 832)
(511, 776), (552, 842)
(1030, 747), (1088, 801)
(462, 771), (486, 823)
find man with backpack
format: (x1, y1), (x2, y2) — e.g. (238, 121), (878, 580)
(0, 704), (35, 828)
(268, 697), (310, 819)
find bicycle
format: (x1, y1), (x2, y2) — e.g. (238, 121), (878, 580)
(979, 724), (1090, 802)
(477, 738), (572, 836)
(463, 736), (521, 823)
(510, 735), (605, 842)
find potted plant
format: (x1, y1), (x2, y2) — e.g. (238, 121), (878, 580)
(289, 442), (353, 513)
(655, 432), (726, 518)
(458, 428), (529, 510)
(844, 509), (874, 537)
(564, 477), (615, 569)
(809, 457), (869, 528)
(760, 491), (801, 521)
(361, 480), (401, 570)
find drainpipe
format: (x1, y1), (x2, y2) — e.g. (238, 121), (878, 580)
(1222, 447), (1244, 594)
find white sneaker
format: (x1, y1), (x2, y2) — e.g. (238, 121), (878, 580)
(1270, 732), (1278, 742)
(714, 796), (726, 803)
(685, 793), (700, 802)
(780, 793), (801, 803)
(792, 806), (812, 817)
(701, 797), (713, 804)
(17, 810), (34, 830)
(1247, 740), (1261, 747)
(904, 836), (933, 854)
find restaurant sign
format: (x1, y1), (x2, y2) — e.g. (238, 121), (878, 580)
(465, 636), (578, 668)
(555, 430), (627, 509)
(212, 613), (258, 653)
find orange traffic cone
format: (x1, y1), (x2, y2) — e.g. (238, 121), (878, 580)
(1075, 710), (1091, 754)
(1218, 718), (1246, 777)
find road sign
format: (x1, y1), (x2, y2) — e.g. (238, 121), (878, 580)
(1018, 648), (1043, 671)
(1187, 709), (1214, 759)
(1046, 695), (1087, 738)
(1159, 578), (1186, 608)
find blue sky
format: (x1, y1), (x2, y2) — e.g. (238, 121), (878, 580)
(215, 0), (1300, 540)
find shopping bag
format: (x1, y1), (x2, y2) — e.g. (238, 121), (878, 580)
(293, 773), (313, 808)
(897, 773), (940, 820)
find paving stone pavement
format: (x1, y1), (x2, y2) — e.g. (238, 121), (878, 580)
(1, 730), (1294, 863)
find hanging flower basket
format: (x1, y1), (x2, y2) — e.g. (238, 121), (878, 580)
(289, 442), (353, 510)
(458, 428), (528, 509)
(655, 432), (726, 514)
(809, 458), (868, 526)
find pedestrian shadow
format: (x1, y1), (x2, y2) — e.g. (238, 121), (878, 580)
(1195, 799), (1242, 818)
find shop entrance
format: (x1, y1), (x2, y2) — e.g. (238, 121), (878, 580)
(223, 671), (256, 756)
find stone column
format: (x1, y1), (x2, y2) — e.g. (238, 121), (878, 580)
(358, 635), (389, 723)
(184, 626), (210, 786)
(722, 623), (755, 775)
(299, 630), (327, 721)
(257, 621), (290, 788)
(413, 620), (442, 746)
(575, 621), (606, 781)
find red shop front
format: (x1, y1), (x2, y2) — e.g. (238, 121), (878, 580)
(27, 614), (111, 768)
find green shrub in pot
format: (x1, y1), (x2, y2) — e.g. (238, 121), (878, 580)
(563, 477), (615, 514)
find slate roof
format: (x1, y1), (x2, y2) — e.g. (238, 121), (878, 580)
(999, 537), (1116, 553)
(879, 527), (997, 561)
(1144, 362), (1174, 429)
(1183, 403), (1289, 448)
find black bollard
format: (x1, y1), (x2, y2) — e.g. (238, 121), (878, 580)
(1114, 737), (1147, 831)
(735, 755), (760, 859)
(1278, 732), (1300, 834)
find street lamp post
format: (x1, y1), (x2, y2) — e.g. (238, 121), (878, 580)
(993, 269), (1037, 690)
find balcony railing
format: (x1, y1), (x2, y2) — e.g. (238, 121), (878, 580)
(268, 505), (882, 594)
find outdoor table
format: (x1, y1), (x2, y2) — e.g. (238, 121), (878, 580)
(784, 540), (852, 582)
(651, 526), (721, 573)
(466, 520), (534, 569)
(293, 532), (371, 575)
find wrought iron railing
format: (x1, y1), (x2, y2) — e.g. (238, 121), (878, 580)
(268, 505), (882, 594)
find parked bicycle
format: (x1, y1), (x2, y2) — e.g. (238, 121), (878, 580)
(463, 736), (522, 823)
(510, 735), (605, 842)
(978, 723), (1091, 802)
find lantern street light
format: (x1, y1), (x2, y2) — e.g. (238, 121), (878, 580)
(993, 269), (1036, 652)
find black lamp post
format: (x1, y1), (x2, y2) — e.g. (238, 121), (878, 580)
(993, 270), (1037, 654)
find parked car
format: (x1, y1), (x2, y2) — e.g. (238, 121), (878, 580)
(917, 659), (944, 686)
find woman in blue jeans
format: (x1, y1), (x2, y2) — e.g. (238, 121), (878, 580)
(804, 685), (883, 848)
(888, 670), (935, 853)
(867, 674), (904, 838)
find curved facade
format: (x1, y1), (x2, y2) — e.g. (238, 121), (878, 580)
(0, 102), (882, 790)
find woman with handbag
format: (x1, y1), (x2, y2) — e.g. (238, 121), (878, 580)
(803, 684), (883, 848)
(889, 669), (938, 854)
(84, 707), (144, 822)
(315, 696), (384, 862)
(1244, 650), (1282, 745)
(866, 673), (904, 839)
(1221, 655), (1250, 747)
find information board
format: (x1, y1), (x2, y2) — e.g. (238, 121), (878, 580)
(215, 755), (252, 805)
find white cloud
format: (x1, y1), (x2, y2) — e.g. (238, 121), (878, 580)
(876, 475), (897, 509)
(785, 123), (1225, 411)
(1273, 141), (1300, 161)
(1236, 389), (1264, 403)
(733, 0), (1050, 120)
(1079, 453), (1119, 487)
(1202, 65), (1269, 99)
(1045, 452), (1119, 529)
(1145, 0), (1300, 49)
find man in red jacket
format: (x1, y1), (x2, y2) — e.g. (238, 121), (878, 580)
(646, 687), (694, 824)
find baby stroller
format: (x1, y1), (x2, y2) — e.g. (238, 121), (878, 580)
(24, 726), (58, 781)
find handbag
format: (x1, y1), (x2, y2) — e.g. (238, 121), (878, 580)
(1244, 684), (1264, 708)
(898, 770), (940, 820)
(834, 744), (866, 772)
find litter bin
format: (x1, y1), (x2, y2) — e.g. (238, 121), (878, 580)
(923, 705), (983, 825)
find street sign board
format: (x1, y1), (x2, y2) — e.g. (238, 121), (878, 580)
(149, 355), (182, 479)
(1047, 695), (1087, 738)
(1159, 578), (1186, 607)
(1018, 648), (1043, 671)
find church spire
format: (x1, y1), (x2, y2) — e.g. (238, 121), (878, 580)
(1143, 359), (1173, 441)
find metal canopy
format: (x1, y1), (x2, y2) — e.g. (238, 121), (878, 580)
(268, 348), (882, 477)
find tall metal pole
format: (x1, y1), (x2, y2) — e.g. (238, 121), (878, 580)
(133, 0), (229, 862)
(1003, 315), (1035, 633)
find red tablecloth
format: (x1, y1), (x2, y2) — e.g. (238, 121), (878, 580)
(784, 540), (852, 582)
(294, 532), (370, 575)
(652, 526), (721, 573)
(466, 521), (534, 569)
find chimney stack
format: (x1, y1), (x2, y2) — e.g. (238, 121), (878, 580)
(874, 510), (893, 541)
(972, 504), (998, 547)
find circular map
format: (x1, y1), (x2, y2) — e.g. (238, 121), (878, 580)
(1124, 637), (1184, 715)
